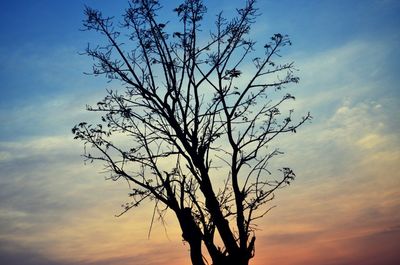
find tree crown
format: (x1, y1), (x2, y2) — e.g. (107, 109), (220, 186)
(73, 1), (311, 264)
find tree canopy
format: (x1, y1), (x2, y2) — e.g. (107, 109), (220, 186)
(73, 0), (311, 264)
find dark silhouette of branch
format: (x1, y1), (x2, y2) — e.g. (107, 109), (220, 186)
(73, 1), (311, 264)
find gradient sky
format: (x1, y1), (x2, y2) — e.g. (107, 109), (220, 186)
(0, 0), (399, 265)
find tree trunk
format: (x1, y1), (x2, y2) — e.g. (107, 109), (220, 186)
(208, 237), (255, 265)
(210, 255), (250, 265)
(188, 240), (205, 265)
(177, 208), (206, 265)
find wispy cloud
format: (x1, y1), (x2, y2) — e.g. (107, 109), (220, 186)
(247, 38), (400, 265)
(254, 226), (400, 265)
(0, 132), (187, 263)
(1, 1), (399, 264)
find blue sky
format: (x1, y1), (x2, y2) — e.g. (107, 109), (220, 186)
(0, 1), (399, 265)
(1, 0), (399, 141)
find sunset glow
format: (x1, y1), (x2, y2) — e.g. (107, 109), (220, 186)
(0, 0), (399, 264)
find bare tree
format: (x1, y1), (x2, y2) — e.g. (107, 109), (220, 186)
(73, 0), (311, 264)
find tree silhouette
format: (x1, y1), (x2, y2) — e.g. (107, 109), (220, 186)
(72, 1), (311, 264)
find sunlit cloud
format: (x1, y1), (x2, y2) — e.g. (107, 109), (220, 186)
(2, 37), (398, 265)
(242, 37), (400, 264)
(0, 0), (399, 264)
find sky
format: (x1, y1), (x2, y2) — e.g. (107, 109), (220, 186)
(0, 0), (399, 264)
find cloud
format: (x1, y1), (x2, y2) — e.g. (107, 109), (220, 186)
(252, 226), (400, 265)
(82, 243), (189, 265)
(0, 10), (399, 265)
(270, 38), (400, 177)
(0, 239), (83, 265)
(245, 39), (400, 265)
(289, 38), (400, 118)
(0, 131), (190, 264)
(0, 135), (121, 253)
(0, 240), (189, 265)
(0, 86), (108, 141)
